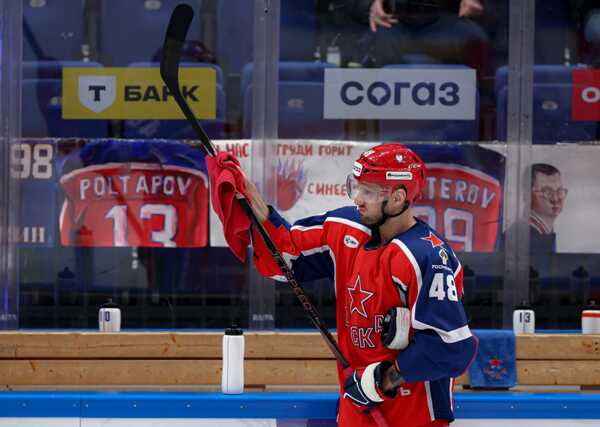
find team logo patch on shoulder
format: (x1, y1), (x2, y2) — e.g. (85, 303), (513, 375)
(439, 248), (449, 265)
(344, 234), (359, 248)
(421, 231), (444, 248)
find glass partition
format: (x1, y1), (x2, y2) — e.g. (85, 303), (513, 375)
(0, 0), (23, 330)
(4, 0), (598, 331)
(17, 0), (256, 329)
(524, 0), (600, 329)
(271, 0), (509, 329)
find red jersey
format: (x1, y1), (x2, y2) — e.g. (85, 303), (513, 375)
(415, 163), (502, 252)
(59, 162), (208, 247)
(252, 206), (476, 427)
(408, 142), (505, 253)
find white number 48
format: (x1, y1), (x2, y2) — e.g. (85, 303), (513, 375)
(429, 273), (458, 302)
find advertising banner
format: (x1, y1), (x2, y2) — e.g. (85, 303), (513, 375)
(9, 139), (210, 248)
(62, 68), (217, 119)
(530, 144), (600, 253)
(8, 140), (56, 247)
(572, 69), (600, 121)
(324, 68), (477, 120)
(209, 140), (504, 253)
(14, 138), (600, 254)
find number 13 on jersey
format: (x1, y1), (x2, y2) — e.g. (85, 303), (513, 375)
(106, 204), (177, 247)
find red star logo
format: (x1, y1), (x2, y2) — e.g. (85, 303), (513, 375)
(490, 356), (502, 369)
(421, 231), (444, 248)
(347, 275), (374, 319)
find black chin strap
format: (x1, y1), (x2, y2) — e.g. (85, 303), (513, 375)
(375, 200), (410, 227)
(367, 200), (411, 248)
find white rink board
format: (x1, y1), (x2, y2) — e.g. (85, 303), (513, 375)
(0, 419), (78, 427)
(454, 421), (600, 427)
(1, 419), (599, 427)
(0, 419), (276, 427)
(83, 419), (277, 427)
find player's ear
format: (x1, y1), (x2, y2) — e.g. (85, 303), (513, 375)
(391, 186), (407, 204)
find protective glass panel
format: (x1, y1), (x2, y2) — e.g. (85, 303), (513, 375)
(271, 0), (508, 329)
(17, 0), (252, 329)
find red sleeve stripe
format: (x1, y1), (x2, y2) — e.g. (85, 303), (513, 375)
(454, 262), (462, 278)
(288, 228), (327, 254)
(324, 217), (372, 236)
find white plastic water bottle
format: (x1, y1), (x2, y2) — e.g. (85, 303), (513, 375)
(326, 45), (341, 67)
(582, 300), (600, 334)
(221, 325), (244, 394)
(99, 299), (121, 332)
(513, 302), (535, 334)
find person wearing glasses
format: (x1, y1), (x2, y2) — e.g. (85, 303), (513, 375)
(529, 163), (567, 253)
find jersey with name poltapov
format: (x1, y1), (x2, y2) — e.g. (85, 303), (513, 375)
(252, 206), (477, 427)
(58, 140), (209, 247)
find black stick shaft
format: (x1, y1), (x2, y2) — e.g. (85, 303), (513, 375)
(160, 5), (350, 370)
(236, 196), (350, 368)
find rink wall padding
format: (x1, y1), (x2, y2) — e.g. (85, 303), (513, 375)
(0, 392), (600, 422)
(0, 331), (599, 389)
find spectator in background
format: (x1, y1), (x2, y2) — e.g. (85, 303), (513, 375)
(342, 0), (489, 72)
(499, 164), (567, 254)
(317, 0), (493, 139)
(529, 163), (567, 253)
(571, 0), (600, 66)
(583, 10), (600, 65)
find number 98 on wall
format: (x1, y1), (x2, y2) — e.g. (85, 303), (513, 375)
(10, 143), (53, 180)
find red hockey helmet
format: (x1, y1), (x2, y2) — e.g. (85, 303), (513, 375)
(350, 143), (426, 202)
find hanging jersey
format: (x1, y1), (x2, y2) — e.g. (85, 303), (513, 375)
(410, 144), (504, 252)
(252, 206), (477, 427)
(58, 140), (209, 247)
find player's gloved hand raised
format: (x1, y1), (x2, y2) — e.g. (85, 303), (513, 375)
(381, 307), (411, 350)
(343, 361), (396, 411)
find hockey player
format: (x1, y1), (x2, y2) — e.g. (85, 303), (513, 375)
(245, 143), (477, 427)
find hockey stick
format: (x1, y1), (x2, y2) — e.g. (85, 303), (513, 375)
(160, 4), (350, 370)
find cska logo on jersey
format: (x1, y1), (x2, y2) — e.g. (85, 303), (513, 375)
(421, 231), (444, 248)
(347, 274), (374, 319)
(347, 274), (384, 349)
